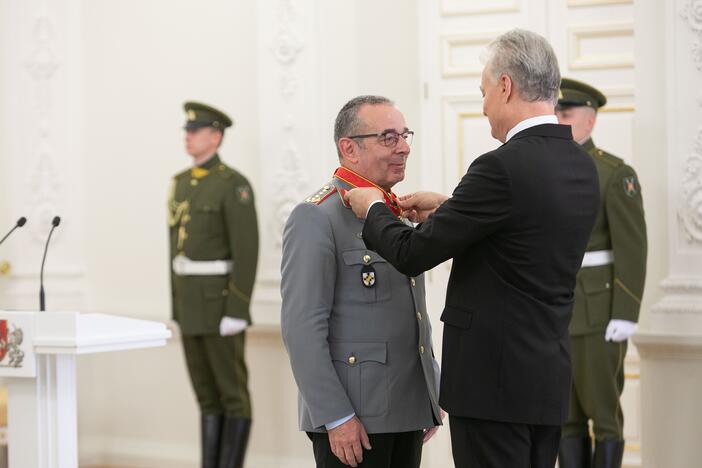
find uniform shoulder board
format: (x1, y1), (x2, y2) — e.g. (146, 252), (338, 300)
(592, 147), (624, 168)
(304, 181), (337, 205)
(217, 163), (235, 179)
(174, 168), (191, 180)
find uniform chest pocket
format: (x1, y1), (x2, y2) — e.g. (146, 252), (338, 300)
(340, 249), (392, 303)
(191, 204), (223, 235)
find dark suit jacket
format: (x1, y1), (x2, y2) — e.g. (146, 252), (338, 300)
(363, 124), (599, 426)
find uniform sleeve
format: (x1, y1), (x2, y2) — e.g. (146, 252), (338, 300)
(223, 177), (259, 322)
(280, 203), (355, 429)
(363, 154), (512, 277)
(169, 228), (176, 321)
(167, 178), (178, 321)
(606, 164), (647, 322)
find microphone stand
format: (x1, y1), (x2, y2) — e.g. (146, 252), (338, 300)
(39, 217), (61, 311)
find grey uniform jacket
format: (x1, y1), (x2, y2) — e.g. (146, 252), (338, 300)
(281, 177), (441, 434)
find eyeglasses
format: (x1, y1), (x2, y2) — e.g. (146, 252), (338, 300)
(348, 130), (414, 148)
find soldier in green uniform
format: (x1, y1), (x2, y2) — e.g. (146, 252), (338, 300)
(168, 102), (259, 468)
(555, 79), (647, 468)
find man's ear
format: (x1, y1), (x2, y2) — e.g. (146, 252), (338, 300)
(500, 74), (513, 103)
(588, 111), (598, 134)
(338, 138), (359, 164)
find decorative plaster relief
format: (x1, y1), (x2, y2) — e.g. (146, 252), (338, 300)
(271, 0), (303, 66)
(681, 0), (702, 70)
(271, 142), (307, 246)
(679, 128), (702, 244)
(269, 0), (306, 246)
(24, 10), (63, 243)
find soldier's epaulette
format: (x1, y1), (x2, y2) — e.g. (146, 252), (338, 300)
(592, 147), (623, 169)
(304, 182), (337, 205)
(217, 163), (235, 179)
(174, 168), (191, 180)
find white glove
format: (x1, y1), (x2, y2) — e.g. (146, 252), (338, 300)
(219, 317), (248, 336)
(605, 319), (637, 342)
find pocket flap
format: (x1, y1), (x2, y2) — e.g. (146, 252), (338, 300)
(329, 342), (387, 365)
(440, 307), (473, 329)
(582, 279), (611, 295)
(342, 249), (388, 266)
(580, 265), (613, 295)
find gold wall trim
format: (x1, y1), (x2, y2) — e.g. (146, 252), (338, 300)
(599, 106), (635, 113)
(440, 0), (520, 17)
(568, 22), (634, 70)
(568, 0), (632, 6)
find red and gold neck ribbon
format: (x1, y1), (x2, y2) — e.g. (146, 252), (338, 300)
(333, 166), (402, 217)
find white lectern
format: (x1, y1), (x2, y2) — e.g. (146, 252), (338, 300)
(0, 310), (171, 468)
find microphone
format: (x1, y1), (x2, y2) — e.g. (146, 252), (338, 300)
(0, 217), (27, 246)
(39, 216), (61, 312)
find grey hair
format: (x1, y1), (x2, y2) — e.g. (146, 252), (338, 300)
(484, 29), (560, 104)
(334, 95), (394, 158)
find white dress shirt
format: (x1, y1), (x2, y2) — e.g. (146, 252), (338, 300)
(505, 114), (558, 142)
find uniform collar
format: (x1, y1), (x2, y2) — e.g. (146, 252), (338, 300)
(197, 153), (221, 170)
(581, 138), (596, 152)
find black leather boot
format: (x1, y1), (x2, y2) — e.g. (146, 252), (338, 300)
(202, 414), (223, 468)
(593, 439), (624, 468)
(218, 417), (251, 468)
(558, 436), (592, 468)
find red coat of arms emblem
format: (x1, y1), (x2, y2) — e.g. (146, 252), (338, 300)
(0, 320), (8, 361)
(0, 319), (24, 368)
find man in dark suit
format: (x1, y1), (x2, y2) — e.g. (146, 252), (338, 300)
(344, 29), (600, 468)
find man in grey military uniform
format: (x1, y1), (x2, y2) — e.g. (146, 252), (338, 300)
(169, 102), (259, 468)
(281, 95), (442, 468)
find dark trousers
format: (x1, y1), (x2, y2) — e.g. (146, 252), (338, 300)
(564, 334), (627, 440)
(449, 415), (561, 468)
(308, 431), (423, 468)
(182, 333), (251, 418)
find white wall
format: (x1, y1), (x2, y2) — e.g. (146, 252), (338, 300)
(80, 0), (260, 322)
(68, 1), (424, 466)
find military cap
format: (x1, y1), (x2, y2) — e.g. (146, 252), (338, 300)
(557, 78), (607, 110)
(183, 101), (233, 130)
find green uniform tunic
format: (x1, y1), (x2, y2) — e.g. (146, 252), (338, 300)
(169, 154), (259, 417)
(564, 139), (647, 441)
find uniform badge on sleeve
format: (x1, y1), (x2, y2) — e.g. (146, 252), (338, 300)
(237, 185), (252, 204)
(361, 265), (376, 288)
(623, 176), (638, 198)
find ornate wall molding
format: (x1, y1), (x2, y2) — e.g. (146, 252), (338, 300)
(681, 0), (702, 71)
(660, 277), (702, 295)
(268, 0), (307, 247)
(439, 0), (520, 17)
(678, 127), (702, 245)
(568, 22), (634, 70)
(568, 0), (631, 6)
(271, 142), (307, 246)
(440, 31), (502, 78)
(678, 2), (702, 246)
(24, 8), (64, 244)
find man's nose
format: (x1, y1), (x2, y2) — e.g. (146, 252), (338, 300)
(395, 136), (411, 154)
